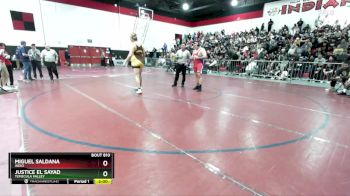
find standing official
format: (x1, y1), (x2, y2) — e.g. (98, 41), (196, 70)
(172, 44), (191, 87)
(41, 46), (59, 81)
(19, 41), (33, 81)
(28, 44), (43, 79)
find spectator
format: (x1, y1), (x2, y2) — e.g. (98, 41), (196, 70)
(323, 56), (336, 80)
(301, 39), (312, 57)
(330, 61), (350, 94)
(246, 58), (257, 75)
(288, 44), (297, 59)
(312, 53), (326, 80)
(14, 46), (21, 70)
(297, 18), (304, 31)
(338, 39), (348, 52)
(100, 50), (106, 66)
(303, 24), (311, 33)
(1, 43), (14, 87)
(0, 43), (10, 89)
(64, 49), (70, 66)
(261, 23), (265, 31)
(292, 24), (299, 35)
(268, 19), (274, 32)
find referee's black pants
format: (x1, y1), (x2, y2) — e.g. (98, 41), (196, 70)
(173, 63), (186, 86)
(45, 62), (59, 80)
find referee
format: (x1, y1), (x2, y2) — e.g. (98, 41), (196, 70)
(41, 46), (59, 81)
(172, 43), (191, 87)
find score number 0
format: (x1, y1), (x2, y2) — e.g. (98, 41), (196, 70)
(102, 160), (110, 177)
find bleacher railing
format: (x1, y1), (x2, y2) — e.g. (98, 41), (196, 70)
(203, 59), (343, 83)
(134, 57), (343, 84)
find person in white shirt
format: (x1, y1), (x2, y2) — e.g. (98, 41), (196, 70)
(172, 44), (191, 87)
(41, 46), (59, 81)
(28, 44), (43, 79)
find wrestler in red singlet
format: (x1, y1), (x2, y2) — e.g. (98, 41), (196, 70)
(192, 42), (207, 92)
(192, 50), (204, 74)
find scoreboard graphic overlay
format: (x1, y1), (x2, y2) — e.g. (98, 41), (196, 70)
(9, 153), (115, 184)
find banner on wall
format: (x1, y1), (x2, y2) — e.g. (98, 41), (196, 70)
(264, 0), (350, 17)
(10, 11), (36, 31)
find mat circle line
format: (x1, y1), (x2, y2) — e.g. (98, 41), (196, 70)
(21, 86), (330, 154)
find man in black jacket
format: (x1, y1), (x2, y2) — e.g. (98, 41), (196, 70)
(268, 19), (274, 32)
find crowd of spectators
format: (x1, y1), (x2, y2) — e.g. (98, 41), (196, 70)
(180, 20), (349, 63)
(166, 19), (350, 95)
